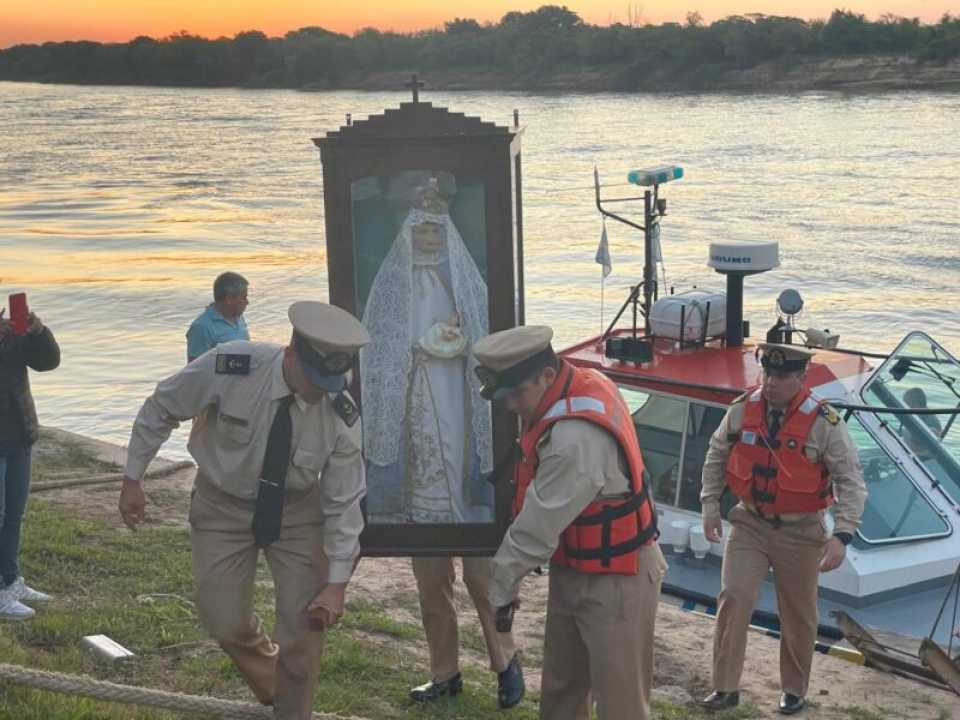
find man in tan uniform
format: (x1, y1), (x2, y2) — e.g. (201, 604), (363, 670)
(699, 343), (867, 715)
(409, 557), (523, 707)
(474, 325), (667, 720)
(119, 301), (369, 720)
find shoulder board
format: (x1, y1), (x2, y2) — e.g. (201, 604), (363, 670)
(215, 353), (251, 375)
(731, 390), (750, 405)
(332, 391), (360, 427)
(819, 403), (841, 426)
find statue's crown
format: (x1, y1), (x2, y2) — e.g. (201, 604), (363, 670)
(412, 178), (449, 215)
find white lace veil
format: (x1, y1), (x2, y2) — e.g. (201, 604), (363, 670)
(360, 208), (492, 473)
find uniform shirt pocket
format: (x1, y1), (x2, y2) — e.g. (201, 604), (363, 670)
(216, 412), (252, 445)
(292, 448), (326, 476)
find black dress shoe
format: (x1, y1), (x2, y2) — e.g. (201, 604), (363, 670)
(409, 673), (463, 702)
(701, 690), (740, 710)
(779, 692), (805, 714)
(497, 654), (525, 709)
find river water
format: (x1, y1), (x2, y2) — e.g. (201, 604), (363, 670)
(1, 82), (958, 459)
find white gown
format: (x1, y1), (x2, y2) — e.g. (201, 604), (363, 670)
(405, 260), (476, 522)
(361, 207), (493, 524)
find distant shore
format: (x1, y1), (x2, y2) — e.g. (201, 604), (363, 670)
(5, 10), (959, 95)
(4, 54), (959, 94)
(333, 55), (960, 94)
(0, 54), (960, 94)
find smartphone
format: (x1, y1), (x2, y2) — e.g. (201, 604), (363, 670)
(495, 602), (516, 633)
(9, 292), (28, 335)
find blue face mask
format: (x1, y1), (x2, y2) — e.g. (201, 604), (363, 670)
(301, 365), (347, 393)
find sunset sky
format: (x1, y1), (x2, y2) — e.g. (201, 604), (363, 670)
(1, 0), (953, 48)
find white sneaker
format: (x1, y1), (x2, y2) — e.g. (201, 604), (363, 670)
(0, 587), (35, 620)
(9, 577), (53, 603)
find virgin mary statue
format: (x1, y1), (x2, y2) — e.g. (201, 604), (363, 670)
(360, 179), (493, 524)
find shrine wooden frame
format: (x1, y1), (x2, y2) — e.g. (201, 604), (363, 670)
(314, 96), (525, 556)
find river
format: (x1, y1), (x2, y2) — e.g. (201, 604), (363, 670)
(1, 82), (958, 458)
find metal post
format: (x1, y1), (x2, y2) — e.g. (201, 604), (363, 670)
(514, 150), (525, 326)
(726, 274), (744, 347)
(643, 190), (654, 336)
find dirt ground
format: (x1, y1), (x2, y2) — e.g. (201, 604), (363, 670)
(30, 427), (960, 719)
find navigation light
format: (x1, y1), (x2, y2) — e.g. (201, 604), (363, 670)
(627, 165), (684, 186)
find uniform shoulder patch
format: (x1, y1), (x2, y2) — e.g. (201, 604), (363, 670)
(332, 391), (359, 427)
(819, 403), (841, 425)
(215, 353), (251, 375)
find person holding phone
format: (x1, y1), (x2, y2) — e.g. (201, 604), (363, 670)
(0, 298), (60, 621)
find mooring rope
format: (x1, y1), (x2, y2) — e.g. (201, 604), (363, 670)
(30, 461), (195, 492)
(0, 664), (366, 720)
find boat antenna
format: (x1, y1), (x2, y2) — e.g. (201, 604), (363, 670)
(594, 164), (682, 343)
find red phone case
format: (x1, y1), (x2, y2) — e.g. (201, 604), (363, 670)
(9, 293), (28, 336)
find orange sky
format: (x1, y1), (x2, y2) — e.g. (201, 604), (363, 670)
(1, 0), (954, 48)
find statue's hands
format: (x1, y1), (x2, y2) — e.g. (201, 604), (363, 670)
(440, 325), (461, 342)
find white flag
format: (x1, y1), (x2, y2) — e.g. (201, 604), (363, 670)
(595, 219), (612, 278)
(651, 221), (663, 263)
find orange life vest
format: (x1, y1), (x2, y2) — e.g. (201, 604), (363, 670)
(514, 361), (658, 574)
(725, 387), (834, 516)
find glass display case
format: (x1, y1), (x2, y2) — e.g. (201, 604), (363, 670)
(314, 89), (524, 555)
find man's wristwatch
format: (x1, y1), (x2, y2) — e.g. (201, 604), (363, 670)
(833, 532), (853, 546)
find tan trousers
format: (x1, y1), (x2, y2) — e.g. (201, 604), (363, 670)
(411, 556), (516, 681)
(712, 504), (827, 697)
(189, 475), (329, 720)
(539, 543), (666, 720)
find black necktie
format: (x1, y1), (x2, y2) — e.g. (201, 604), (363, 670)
(768, 409), (784, 440)
(252, 395), (294, 548)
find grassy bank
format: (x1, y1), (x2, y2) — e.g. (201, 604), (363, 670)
(1, 440), (757, 719)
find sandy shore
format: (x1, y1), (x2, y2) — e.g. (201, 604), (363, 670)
(30, 427), (960, 719)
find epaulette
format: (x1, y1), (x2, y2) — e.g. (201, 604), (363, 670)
(819, 403), (841, 426)
(332, 391), (360, 427)
(215, 353), (251, 375)
(731, 390), (750, 405)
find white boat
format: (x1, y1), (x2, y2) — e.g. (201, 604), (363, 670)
(560, 167), (960, 648)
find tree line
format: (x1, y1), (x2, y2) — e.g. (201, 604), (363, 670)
(1, 6), (958, 91)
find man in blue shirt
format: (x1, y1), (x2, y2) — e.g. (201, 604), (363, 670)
(187, 272), (250, 362)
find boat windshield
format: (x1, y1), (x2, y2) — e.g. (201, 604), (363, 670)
(861, 332), (960, 507)
(844, 415), (949, 542)
(617, 374), (950, 545)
